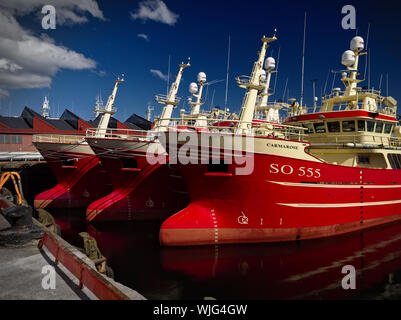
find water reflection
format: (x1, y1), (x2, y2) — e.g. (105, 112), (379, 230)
(47, 208), (401, 300)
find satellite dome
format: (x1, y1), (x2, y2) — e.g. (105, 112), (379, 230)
(189, 82), (198, 94)
(260, 69), (267, 82)
(197, 72), (206, 83)
(264, 57), (276, 70)
(341, 50), (356, 67)
(350, 36), (364, 52)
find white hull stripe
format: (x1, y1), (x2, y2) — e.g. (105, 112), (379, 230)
(277, 199), (401, 208)
(268, 181), (401, 189)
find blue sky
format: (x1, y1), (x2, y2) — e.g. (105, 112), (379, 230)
(1, 0), (401, 121)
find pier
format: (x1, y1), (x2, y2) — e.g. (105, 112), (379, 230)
(0, 201), (145, 300)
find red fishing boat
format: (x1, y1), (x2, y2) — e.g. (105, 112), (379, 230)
(33, 78), (130, 210)
(159, 33), (401, 246)
(84, 61), (193, 222)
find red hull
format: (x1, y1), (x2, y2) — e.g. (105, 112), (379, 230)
(160, 140), (401, 246)
(33, 142), (112, 209)
(85, 138), (189, 222)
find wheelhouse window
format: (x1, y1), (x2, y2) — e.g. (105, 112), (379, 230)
(302, 123), (314, 134)
(388, 154), (401, 169)
(357, 120), (365, 132)
(358, 155), (370, 164)
(342, 120), (355, 132)
(375, 121), (383, 133)
(327, 121), (340, 133)
(366, 121), (374, 132)
(121, 158), (138, 169)
(384, 123), (393, 134)
(313, 122), (326, 133)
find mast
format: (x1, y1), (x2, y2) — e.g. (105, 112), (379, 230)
(156, 59), (191, 130)
(96, 76), (125, 137)
(93, 94), (104, 119)
(341, 36), (366, 97)
(300, 12), (307, 109)
(224, 35), (231, 113)
(189, 72), (207, 115)
(145, 104), (154, 121)
(236, 30), (277, 134)
(41, 96), (50, 118)
(257, 57), (276, 108)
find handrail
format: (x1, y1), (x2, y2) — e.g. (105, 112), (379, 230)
(85, 119), (308, 142)
(154, 94), (181, 105)
(307, 133), (401, 147)
(32, 134), (86, 144)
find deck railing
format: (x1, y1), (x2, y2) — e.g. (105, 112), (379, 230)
(85, 118), (308, 142)
(308, 134), (401, 148)
(32, 134), (86, 144)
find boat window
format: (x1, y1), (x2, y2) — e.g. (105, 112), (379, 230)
(357, 120), (365, 132)
(207, 160), (229, 173)
(375, 121), (383, 133)
(313, 122), (326, 133)
(121, 158), (138, 169)
(327, 121), (340, 132)
(342, 120), (355, 132)
(366, 121), (374, 132)
(302, 123), (314, 134)
(388, 154), (401, 169)
(384, 123), (393, 134)
(358, 156), (370, 164)
(62, 159), (77, 168)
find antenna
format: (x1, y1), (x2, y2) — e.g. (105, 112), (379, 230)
(300, 12), (307, 108)
(272, 46), (281, 95)
(368, 48), (371, 89)
(167, 55), (171, 95)
(224, 35), (231, 112)
(386, 73), (389, 97)
(331, 71), (337, 92)
(210, 89), (216, 110)
(282, 77), (288, 102)
(363, 23), (371, 80)
(323, 69), (330, 96)
(310, 78), (318, 112)
(379, 73), (383, 93)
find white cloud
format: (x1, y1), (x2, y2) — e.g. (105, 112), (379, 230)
(0, 1), (104, 93)
(131, 0), (179, 26)
(137, 33), (149, 41)
(0, 0), (105, 25)
(150, 69), (168, 81)
(0, 58), (22, 72)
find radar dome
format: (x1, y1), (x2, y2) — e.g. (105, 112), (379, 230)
(341, 50), (355, 67)
(260, 69), (267, 82)
(189, 82), (198, 94)
(197, 72), (206, 83)
(264, 57), (276, 69)
(350, 36), (364, 52)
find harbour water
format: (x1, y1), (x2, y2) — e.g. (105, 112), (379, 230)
(47, 207), (401, 300)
